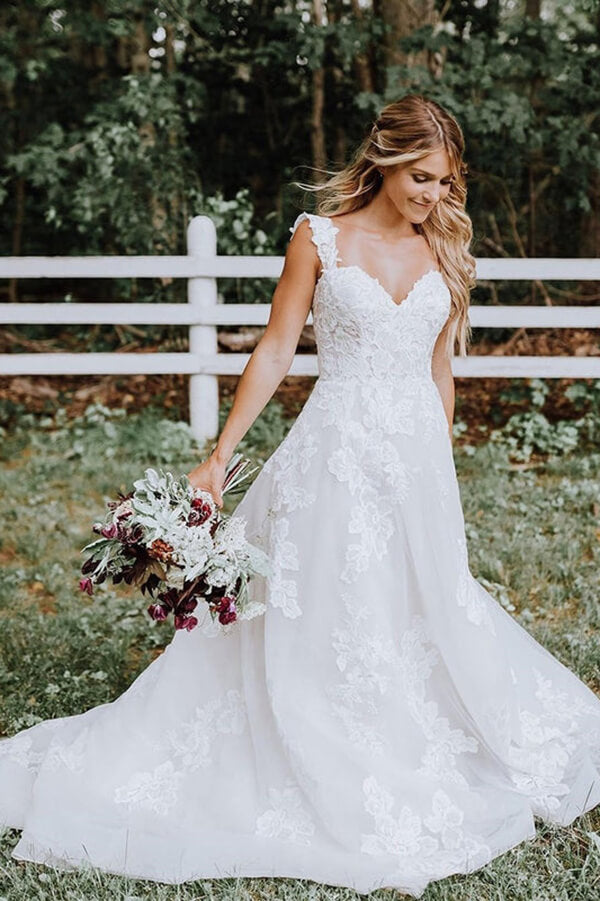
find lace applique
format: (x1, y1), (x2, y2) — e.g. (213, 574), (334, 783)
(40, 726), (90, 774)
(162, 687), (246, 769)
(326, 590), (399, 754)
(455, 536), (497, 634)
(260, 411), (319, 618)
(114, 688), (247, 815)
(360, 381), (416, 436)
(0, 733), (41, 770)
(430, 455), (453, 508)
(263, 517), (301, 619)
(416, 379), (450, 444)
(255, 780), (315, 845)
(0, 719), (63, 772)
(361, 775), (492, 875)
(306, 218), (452, 385)
(397, 616), (479, 786)
(114, 759), (180, 816)
(483, 697), (512, 748)
(289, 212), (341, 271)
(507, 667), (600, 817)
(284, 213), (454, 586)
(262, 409), (318, 514)
(325, 418), (415, 584)
(327, 604), (481, 782)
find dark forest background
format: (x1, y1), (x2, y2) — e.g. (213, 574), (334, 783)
(2, 1), (599, 300)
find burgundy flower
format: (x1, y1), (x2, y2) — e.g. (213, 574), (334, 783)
(157, 588), (179, 611)
(100, 522), (118, 539)
(174, 613), (199, 631)
(117, 523), (144, 546)
(215, 595), (235, 613)
(175, 597), (198, 615)
(147, 602), (169, 622)
(79, 577), (94, 596)
(217, 597), (237, 625)
(218, 608), (237, 625)
(188, 497), (214, 526)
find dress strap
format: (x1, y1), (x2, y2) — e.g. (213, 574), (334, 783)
(289, 212), (341, 272)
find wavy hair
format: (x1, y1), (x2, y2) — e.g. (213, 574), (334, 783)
(294, 93), (475, 359)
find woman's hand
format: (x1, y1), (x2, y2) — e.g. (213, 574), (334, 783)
(186, 454), (227, 509)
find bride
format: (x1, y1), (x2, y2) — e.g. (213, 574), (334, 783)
(1, 93), (599, 899)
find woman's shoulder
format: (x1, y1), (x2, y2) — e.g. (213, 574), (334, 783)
(289, 210), (332, 238)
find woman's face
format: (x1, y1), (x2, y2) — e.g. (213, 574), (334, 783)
(379, 148), (454, 221)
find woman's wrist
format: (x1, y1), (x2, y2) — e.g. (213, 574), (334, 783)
(212, 444), (232, 466)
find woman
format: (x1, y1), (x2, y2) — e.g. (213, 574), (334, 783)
(1, 93), (599, 899)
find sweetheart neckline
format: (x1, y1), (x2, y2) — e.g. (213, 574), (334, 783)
(317, 264), (443, 310)
(316, 214), (443, 308)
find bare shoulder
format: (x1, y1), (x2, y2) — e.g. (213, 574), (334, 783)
(286, 217), (320, 277)
(259, 216), (321, 362)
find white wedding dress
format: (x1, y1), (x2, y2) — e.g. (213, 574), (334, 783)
(1, 211), (599, 898)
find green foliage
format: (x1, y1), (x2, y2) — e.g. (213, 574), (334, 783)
(490, 411), (582, 461)
(195, 187), (281, 303)
(3, 1), (597, 268)
(1, 399), (599, 895)
(6, 72), (201, 256)
(488, 378), (600, 461)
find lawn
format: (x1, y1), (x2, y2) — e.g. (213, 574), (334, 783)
(0, 398), (599, 901)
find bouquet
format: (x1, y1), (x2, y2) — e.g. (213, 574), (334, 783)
(79, 455), (271, 631)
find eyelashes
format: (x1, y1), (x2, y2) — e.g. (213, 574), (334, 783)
(412, 175), (453, 185)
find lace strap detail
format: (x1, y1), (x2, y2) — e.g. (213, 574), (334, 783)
(289, 212), (340, 271)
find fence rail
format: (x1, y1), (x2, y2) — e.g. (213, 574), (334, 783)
(1, 215), (599, 442)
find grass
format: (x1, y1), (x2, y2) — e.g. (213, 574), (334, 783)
(0, 400), (599, 900)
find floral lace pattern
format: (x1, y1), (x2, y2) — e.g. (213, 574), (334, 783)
(289, 212), (452, 384)
(114, 688), (247, 815)
(259, 410), (319, 618)
(327, 590), (399, 754)
(40, 726), (90, 775)
(255, 781), (316, 845)
(507, 668), (600, 817)
(326, 599), (482, 791)
(0, 719), (63, 772)
(396, 616), (480, 786)
(455, 536), (497, 634)
(361, 775), (492, 877)
(286, 213), (452, 585)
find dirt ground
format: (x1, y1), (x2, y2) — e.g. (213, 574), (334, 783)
(1, 327), (598, 447)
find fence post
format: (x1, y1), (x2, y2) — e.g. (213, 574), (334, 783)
(187, 214), (219, 448)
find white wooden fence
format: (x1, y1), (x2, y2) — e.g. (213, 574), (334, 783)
(0, 214), (599, 443)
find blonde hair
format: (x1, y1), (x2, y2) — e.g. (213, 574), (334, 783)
(294, 93), (475, 359)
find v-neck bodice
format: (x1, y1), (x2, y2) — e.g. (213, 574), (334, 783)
(289, 211), (452, 383)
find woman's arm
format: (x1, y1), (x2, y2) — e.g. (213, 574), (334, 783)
(211, 219), (319, 465)
(431, 319), (455, 443)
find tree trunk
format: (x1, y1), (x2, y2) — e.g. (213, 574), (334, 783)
(378, 0), (438, 74)
(350, 0), (376, 94)
(525, 0), (541, 19)
(580, 6), (600, 298)
(8, 178), (25, 303)
(310, 0), (327, 180)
